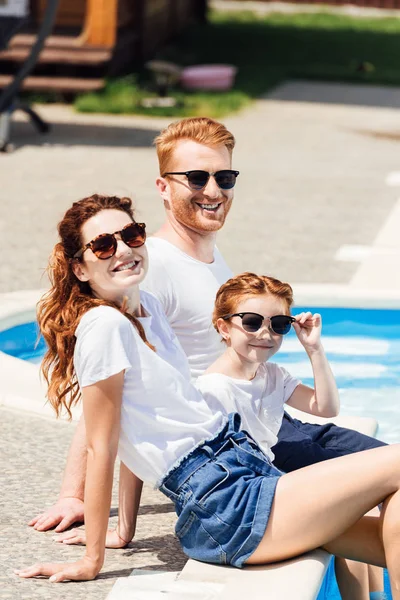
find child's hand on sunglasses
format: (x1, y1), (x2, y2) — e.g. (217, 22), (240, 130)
(292, 312), (322, 354)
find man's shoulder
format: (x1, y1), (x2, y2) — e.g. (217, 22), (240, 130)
(147, 236), (231, 272)
(146, 237), (177, 261)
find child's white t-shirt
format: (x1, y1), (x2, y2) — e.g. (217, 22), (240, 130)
(195, 363), (300, 461)
(73, 291), (226, 488)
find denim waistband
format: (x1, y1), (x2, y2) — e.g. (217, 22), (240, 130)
(160, 413), (248, 495)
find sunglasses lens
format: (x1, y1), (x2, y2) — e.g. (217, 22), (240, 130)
(215, 170), (238, 190)
(91, 234), (116, 259)
(122, 223), (146, 248)
(241, 314), (263, 332)
(187, 171), (209, 190)
(270, 316), (292, 335)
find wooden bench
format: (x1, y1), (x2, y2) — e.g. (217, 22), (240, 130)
(0, 0), (120, 150)
(0, 1), (117, 96)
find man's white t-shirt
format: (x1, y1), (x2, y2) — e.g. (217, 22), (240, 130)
(196, 363), (300, 461)
(141, 237), (233, 379)
(74, 291), (226, 488)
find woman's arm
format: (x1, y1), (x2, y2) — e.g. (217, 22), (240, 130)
(117, 462), (143, 544)
(285, 312), (340, 418)
(82, 371), (124, 572)
(16, 370), (124, 582)
(53, 463), (143, 549)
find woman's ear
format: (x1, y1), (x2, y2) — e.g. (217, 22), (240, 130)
(72, 259), (90, 282)
(216, 318), (230, 342)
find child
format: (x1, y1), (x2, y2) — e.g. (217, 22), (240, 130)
(196, 272), (339, 460)
(196, 272), (386, 600)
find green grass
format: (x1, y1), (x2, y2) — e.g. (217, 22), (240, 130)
(74, 9), (400, 118)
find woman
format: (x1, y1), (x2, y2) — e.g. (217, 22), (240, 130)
(15, 195), (400, 597)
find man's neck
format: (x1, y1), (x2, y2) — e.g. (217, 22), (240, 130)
(154, 220), (217, 264)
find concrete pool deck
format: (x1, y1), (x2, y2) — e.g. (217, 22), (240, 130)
(1, 80), (400, 292)
(1, 79), (400, 599)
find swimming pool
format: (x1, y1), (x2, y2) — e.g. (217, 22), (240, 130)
(2, 305), (398, 443)
(279, 305), (400, 445)
(0, 320), (46, 363)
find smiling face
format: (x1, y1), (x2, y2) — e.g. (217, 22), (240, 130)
(72, 209), (148, 305)
(157, 140), (234, 234)
(217, 293), (290, 364)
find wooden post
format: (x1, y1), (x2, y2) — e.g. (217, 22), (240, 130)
(77, 0), (117, 48)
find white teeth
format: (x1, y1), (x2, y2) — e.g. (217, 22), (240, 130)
(115, 260), (136, 272)
(198, 203), (220, 210)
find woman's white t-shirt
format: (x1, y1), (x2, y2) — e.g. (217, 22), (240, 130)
(195, 363), (300, 462)
(74, 291), (226, 488)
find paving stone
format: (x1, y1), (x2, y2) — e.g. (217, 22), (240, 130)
(1, 407), (186, 600)
(1, 81), (400, 293)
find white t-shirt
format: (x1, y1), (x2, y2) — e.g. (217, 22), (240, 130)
(74, 291), (226, 488)
(195, 363), (300, 461)
(140, 237), (233, 379)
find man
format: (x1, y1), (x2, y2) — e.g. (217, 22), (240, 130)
(30, 117), (384, 595)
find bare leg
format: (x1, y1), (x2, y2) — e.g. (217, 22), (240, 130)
(369, 563), (384, 593)
(335, 558), (369, 600)
(245, 445), (400, 598)
(366, 507), (385, 595)
(334, 507), (384, 600)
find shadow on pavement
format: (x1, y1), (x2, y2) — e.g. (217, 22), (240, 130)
(123, 534), (187, 571)
(9, 121), (161, 150)
(139, 503), (175, 516)
(267, 81), (400, 110)
(349, 128), (400, 142)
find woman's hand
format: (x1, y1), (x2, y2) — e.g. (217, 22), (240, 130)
(293, 312), (322, 354)
(54, 527), (129, 549)
(14, 556), (101, 583)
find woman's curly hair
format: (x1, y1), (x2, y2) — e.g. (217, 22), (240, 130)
(38, 194), (153, 419)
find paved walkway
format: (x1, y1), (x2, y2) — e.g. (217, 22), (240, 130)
(1, 80), (400, 293)
(2, 80), (400, 598)
(1, 407), (186, 600)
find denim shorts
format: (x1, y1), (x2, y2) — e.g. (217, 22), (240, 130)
(159, 413), (283, 568)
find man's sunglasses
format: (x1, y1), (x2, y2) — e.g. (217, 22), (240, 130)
(162, 170), (240, 191)
(222, 312), (296, 335)
(74, 222), (146, 260)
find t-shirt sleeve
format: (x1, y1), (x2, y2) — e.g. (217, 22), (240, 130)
(279, 365), (301, 403)
(140, 253), (177, 319)
(74, 307), (135, 388)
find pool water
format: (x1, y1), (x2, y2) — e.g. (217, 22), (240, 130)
(0, 321), (46, 363)
(0, 307), (397, 599)
(318, 559), (392, 600)
(1, 307), (400, 444)
(278, 306), (400, 445)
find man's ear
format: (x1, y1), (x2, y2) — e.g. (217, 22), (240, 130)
(216, 318), (230, 342)
(72, 259), (90, 282)
(156, 176), (170, 202)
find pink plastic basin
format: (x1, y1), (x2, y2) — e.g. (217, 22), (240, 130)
(180, 64), (237, 91)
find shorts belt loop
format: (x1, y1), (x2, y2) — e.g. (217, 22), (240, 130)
(202, 445), (215, 459)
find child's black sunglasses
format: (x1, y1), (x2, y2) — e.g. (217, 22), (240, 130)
(222, 312), (296, 335)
